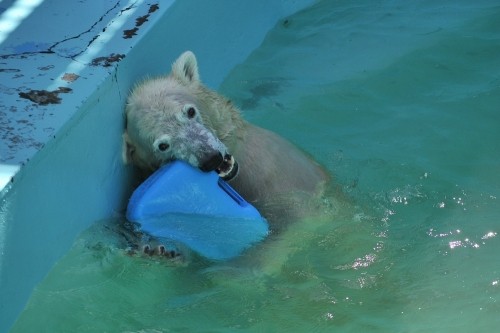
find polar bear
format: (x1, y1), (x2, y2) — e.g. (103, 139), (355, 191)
(123, 51), (329, 232)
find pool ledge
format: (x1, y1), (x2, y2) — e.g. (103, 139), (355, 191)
(0, 0), (170, 188)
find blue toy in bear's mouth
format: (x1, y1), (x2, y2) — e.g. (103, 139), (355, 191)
(126, 160), (269, 260)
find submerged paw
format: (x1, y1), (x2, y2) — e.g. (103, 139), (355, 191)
(142, 244), (182, 258)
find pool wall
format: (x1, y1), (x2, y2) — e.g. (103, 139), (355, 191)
(0, 0), (314, 331)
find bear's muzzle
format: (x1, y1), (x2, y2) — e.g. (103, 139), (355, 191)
(216, 154), (238, 182)
(199, 152), (238, 181)
(199, 152), (224, 172)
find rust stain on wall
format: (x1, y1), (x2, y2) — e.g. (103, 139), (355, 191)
(18, 87), (72, 105)
(62, 73), (80, 82)
(90, 53), (125, 67)
(123, 3), (159, 39)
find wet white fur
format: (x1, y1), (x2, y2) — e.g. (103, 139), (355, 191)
(123, 51), (329, 228)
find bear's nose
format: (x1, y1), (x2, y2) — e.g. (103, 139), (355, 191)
(199, 152), (223, 172)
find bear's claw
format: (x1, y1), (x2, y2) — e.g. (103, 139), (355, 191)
(142, 244), (181, 258)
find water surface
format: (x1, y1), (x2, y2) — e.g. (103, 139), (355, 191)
(12, 1), (500, 332)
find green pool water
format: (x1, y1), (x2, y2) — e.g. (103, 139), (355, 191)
(12, 1), (500, 332)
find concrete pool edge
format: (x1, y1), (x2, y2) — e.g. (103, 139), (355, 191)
(0, 0), (173, 187)
(0, 1), (315, 331)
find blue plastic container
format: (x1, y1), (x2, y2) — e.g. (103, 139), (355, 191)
(126, 161), (269, 260)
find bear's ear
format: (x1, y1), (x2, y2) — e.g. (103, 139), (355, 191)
(122, 132), (135, 164)
(171, 51), (200, 85)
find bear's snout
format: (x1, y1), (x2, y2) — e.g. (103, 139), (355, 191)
(199, 152), (224, 172)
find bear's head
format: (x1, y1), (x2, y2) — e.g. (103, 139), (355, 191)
(122, 51), (238, 180)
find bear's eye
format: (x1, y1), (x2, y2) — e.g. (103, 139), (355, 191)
(158, 143), (169, 151)
(187, 107), (196, 119)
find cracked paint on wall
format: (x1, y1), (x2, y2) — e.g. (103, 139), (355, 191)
(18, 87), (73, 105)
(0, 0), (163, 165)
(123, 3), (160, 39)
(90, 53), (126, 67)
